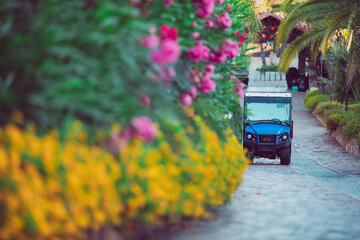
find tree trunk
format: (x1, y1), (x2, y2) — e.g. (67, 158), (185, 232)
(260, 43), (266, 66)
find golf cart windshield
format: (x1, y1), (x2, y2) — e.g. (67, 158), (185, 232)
(245, 97), (291, 124)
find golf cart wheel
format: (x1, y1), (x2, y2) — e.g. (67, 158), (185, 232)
(245, 150), (255, 164)
(280, 146), (291, 165)
(248, 154), (254, 164)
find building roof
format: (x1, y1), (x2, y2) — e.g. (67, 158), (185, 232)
(258, 12), (308, 32)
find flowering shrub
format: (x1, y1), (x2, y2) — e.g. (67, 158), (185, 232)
(304, 94), (329, 111)
(316, 101), (344, 119)
(0, 0), (257, 134)
(304, 92), (360, 143)
(338, 105), (360, 143)
(0, 117), (248, 239)
(303, 89), (321, 105)
(0, 0), (256, 238)
(316, 101), (345, 131)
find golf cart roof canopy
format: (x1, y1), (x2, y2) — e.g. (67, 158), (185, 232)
(245, 92), (292, 98)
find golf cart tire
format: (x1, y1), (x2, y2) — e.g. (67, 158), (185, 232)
(280, 146), (291, 165)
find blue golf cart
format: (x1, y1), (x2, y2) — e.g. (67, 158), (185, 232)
(243, 92), (293, 165)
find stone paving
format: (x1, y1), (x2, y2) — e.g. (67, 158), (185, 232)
(162, 165), (360, 240)
(289, 89), (360, 177)
(292, 110), (360, 178)
(151, 77), (360, 240)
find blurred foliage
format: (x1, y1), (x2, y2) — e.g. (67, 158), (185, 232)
(0, 0), (160, 129)
(325, 42), (360, 101)
(0, 116), (247, 239)
(0, 0), (258, 134)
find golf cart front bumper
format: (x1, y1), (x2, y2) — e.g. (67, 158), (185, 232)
(244, 140), (291, 158)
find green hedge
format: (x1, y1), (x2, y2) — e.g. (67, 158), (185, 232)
(305, 91), (360, 144)
(304, 94), (329, 111)
(303, 89), (321, 103)
(256, 65), (279, 73)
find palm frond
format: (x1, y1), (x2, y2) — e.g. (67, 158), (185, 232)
(311, 40), (321, 63)
(319, 10), (352, 55)
(281, 0), (296, 12)
(279, 24), (328, 72)
(276, 1), (340, 47)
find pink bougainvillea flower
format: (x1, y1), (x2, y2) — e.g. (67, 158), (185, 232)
(149, 26), (157, 34)
(240, 33), (249, 38)
(186, 40), (210, 62)
(192, 31), (200, 39)
(190, 67), (201, 83)
(199, 74), (216, 93)
(140, 26), (159, 48)
(139, 93), (151, 107)
(190, 85), (197, 98)
(205, 64), (215, 74)
(105, 128), (134, 154)
(196, 4), (215, 18)
(215, 12), (232, 28)
(150, 67), (176, 87)
(205, 20), (215, 28)
(192, 21), (198, 27)
(235, 32), (240, 36)
(180, 93), (193, 107)
(227, 6), (232, 12)
(234, 82), (245, 98)
(239, 37), (245, 44)
(130, 0), (140, 7)
(221, 38), (240, 58)
(161, 67), (176, 87)
(160, 25), (178, 41)
(120, 128), (134, 141)
(219, 74), (223, 79)
(192, 0), (215, 19)
(151, 40), (181, 65)
(140, 34), (160, 48)
(163, 0), (174, 8)
(208, 49), (227, 64)
(131, 116), (158, 142)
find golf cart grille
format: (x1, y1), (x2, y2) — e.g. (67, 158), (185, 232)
(259, 135), (276, 143)
(259, 145), (275, 151)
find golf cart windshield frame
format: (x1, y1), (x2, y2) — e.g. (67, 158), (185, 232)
(244, 96), (292, 125)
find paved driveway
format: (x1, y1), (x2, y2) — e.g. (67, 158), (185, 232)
(151, 82), (360, 240)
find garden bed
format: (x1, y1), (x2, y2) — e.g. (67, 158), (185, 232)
(305, 89), (360, 156)
(0, 117), (248, 239)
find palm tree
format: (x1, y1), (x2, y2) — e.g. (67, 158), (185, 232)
(276, 0), (360, 88)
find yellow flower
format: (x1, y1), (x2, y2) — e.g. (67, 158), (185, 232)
(6, 124), (26, 152)
(111, 123), (123, 133)
(0, 147), (8, 173)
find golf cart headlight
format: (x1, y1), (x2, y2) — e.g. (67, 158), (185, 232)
(278, 134), (288, 142)
(245, 133), (256, 142)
